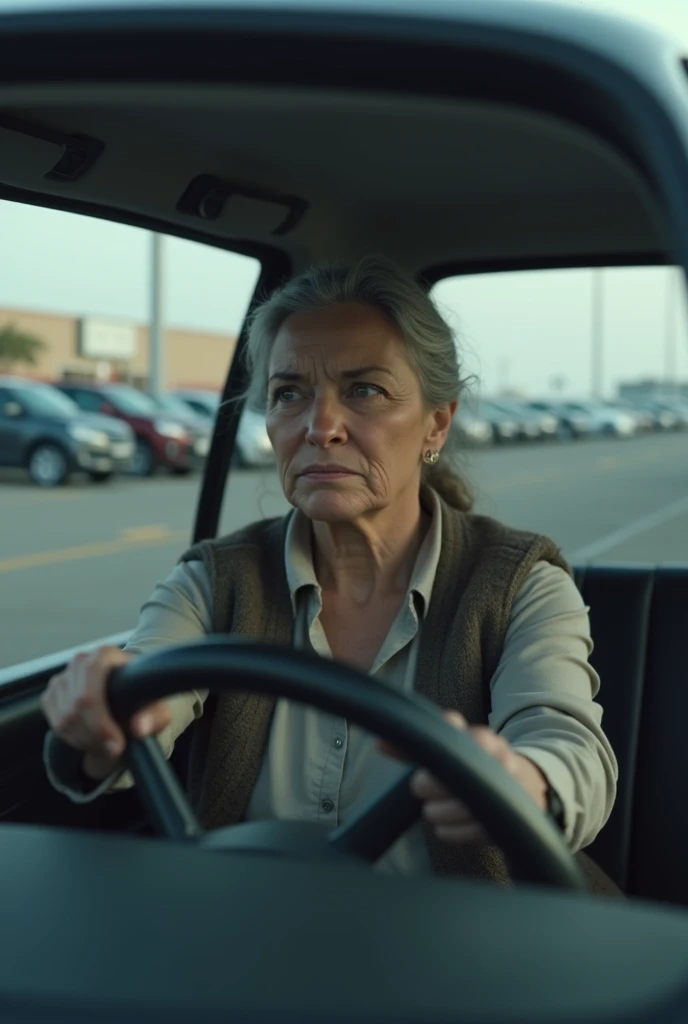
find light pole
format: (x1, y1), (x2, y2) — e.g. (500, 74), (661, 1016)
(590, 268), (604, 400)
(664, 268), (678, 400)
(149, 232), (165, 397)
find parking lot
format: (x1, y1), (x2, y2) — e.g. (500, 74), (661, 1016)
(1, 430), (687, 669)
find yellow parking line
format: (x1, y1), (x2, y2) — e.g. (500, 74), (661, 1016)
(0, 490), (87, 511)
(0, 527), (190, 574)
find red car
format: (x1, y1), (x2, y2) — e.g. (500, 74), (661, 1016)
(56, 382), (209, 476)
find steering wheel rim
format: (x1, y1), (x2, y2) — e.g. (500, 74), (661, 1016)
(107, 636), (587, 891)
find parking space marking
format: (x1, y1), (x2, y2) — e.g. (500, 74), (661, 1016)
(0, 490), (88, 510)
(0, 526), (190, 574)
(570, 494), (688, 561)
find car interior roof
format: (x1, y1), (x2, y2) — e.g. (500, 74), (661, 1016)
(0, 83), (666, 275)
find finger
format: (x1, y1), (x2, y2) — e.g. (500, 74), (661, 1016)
(434, 823), (487, 845)
(62, 647), (128, 755)
(470, 726), (512, 765)
(129, 701), (173, 739)
(421, 798), (473, 826)
(40, 671), (65, 727)
(443, 709), (468, 729)
(410, 768), (452, 801)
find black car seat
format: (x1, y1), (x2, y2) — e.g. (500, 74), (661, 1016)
(574, 565), (688, 905)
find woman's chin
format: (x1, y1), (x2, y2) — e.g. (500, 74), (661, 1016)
(296, 490), (367, 522)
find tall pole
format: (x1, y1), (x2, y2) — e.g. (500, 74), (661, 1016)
(664, 268), (677, 400)
(590, 268), (604, 400)
(149, 232), (165, 397)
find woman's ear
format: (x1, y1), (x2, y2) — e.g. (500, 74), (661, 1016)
(426, 401), (457, 449)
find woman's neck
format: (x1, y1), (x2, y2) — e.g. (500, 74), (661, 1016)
(311, 492), (429, 606)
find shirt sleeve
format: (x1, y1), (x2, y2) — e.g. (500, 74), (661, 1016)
(43, 559), (213, 803)
(488, 560), (618, 852)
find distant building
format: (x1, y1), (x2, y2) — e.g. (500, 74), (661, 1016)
(618, 379), (688, 401)
(0, 306), (237, 390)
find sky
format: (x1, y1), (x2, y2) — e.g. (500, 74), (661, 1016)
(1, 0), (688, 399)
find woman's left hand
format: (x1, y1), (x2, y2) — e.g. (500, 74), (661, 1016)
(377, 710), (550, 845)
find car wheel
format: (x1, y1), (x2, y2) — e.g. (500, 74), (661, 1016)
(28, 443), (69, 487)
(170, 465), (193, 476)
(131, 439), (156, 477)
(88, 471), (113, 483)
(557, 422), (575, 442)
(231, 448), (248, 469)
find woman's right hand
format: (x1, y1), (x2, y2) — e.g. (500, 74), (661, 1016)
(41, 645), (173, 780)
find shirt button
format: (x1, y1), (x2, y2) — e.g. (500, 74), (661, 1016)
(333, 737), (343, 749)
(321, 799), (335, 814)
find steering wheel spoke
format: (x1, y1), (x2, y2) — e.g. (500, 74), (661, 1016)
(329, 765), (422, 862)
(125, 735), (204, 841)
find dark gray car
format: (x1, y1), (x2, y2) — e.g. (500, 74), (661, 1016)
(0, 377), (135, 486)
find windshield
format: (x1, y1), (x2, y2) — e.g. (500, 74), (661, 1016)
(155, 393), (195, 417)
(182, 390), (220, 413)
(104, 386), (158, 416)
(12, 385), (78, 418)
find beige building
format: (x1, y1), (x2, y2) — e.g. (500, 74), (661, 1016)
(0, 306), (238, 390)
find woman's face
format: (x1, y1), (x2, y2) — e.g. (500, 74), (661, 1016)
(266, 302), (455, 522)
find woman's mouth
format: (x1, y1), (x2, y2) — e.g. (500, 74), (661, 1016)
(299, 465), (359, 480)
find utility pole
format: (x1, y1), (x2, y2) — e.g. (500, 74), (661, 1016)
(664, 268), (678, 400)
(590, 268), (604, 400)
(498, 355), (510, 395)
(149, 232), (165, 397)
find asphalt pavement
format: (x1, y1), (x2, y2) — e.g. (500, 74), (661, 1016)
(1, 431), (687, 670)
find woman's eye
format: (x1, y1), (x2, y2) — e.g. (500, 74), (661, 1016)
(350, 383), (383, 399)
(273, 386), (300, 403)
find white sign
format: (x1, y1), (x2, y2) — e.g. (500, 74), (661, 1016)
(80, 319), (137, 360)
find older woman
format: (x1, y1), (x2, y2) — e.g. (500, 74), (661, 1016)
(42, 257), (618, 887)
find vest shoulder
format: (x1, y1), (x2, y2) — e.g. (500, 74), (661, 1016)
(461, 511), (571, 572)
(179, 515), (287, 565)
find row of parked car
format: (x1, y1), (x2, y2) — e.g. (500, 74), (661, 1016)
(455, 395), (688, 446)
(0, 376), (274, 487)
(2, 375), (686, 487)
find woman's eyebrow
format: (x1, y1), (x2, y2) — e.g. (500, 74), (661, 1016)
(268, 370), (303, 383)
(269, 364), (393, 383)
(340, 365), (394, 379)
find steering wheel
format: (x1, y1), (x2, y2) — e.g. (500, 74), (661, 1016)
(106, 637), (587, 890)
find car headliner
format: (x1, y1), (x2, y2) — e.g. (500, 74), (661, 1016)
(0, 0), (687, 278)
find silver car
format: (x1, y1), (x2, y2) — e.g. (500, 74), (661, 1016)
(174, 390), (274, 467)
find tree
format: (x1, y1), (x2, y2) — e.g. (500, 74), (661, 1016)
(0, 322), (47, 373)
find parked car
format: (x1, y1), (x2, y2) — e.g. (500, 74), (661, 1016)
(0, 377), (135, 486)
(488, 398), (559, 442)
(56, 382), (207, 477)
(174, 389), (274, 467)
(527, 400), (595, 440)
(465, 399), (521, 443)
(148, 391), (213, 461)
(172, 388), (220, 422)
(620, 397), (678, 431)
(454, 406), (494, 446)
(650, 399), (688, 429)
(560, 401), (636, 438)
(604, 401), (656, 434)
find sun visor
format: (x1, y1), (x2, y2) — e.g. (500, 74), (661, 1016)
(0, 114), (104, 184)
(177, 174), (308, 237)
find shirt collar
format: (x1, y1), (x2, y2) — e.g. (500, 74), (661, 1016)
(283, 488), (443, 616)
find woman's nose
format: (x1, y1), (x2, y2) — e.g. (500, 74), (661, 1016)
(305, 395), (347, 447)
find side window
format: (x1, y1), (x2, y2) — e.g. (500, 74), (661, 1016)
(431, 265), (688, 564)
(0, 198), (260, 668)
(69, 390), (104, 413)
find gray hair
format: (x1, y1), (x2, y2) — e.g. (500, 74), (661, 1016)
(242, 255), (473, 511)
